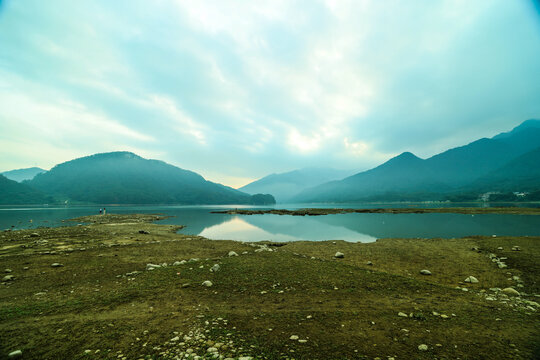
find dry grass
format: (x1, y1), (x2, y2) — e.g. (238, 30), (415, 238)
(0, 214), (538, 359)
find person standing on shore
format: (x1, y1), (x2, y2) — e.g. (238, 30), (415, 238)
(99, 208), (102, 214)
(103, 207), (106, 215)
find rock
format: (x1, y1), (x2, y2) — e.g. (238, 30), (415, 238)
(202, 280), (213, 287)
(298, 339), (308, 343)
(84, 350), (92, 354)
(170, 336), (179, 342)
(172, 261), (182, 266)
(207, 347), (218, 353)
(290, 335), (299, 340)
(497, 262), (507, 269)
(228, 251), (239, 257)
(334, 252), (345, 258)
(146, 263), (161, 271)
(366, 261), (373, 265)
(30, 233), (39, 237)
(502, 287), (520, 296)
(397, 312), (408, 317)
(497, 247), (503, 250)
(2, 275), (15, 282)
(511, 246), (521, 251)
(51, 263), (63, 267)
(138, 230), (149, 234)
(4, 269), (12, 273)
(210, 264), (221, 272)
(418, 344), (428, 351)
(420, 269), (432, 275)
(464, 276), (478, 283)
(8, 350), (23, 358)
(238, 357), (253, 360)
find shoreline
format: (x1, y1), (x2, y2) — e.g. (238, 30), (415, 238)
(212, 206), (540, 216)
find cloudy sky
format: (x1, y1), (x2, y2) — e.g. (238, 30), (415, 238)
(1, 0), (539, 187)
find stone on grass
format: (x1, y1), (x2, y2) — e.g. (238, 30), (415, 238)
(146, 264), (161, 271)
(210, 264), (221, 272)
(464, 276), (478, 283)
(4, 269), (12, 273)
(418, 344), (428, 351)
(228, 251), (239, 257)
(172, 261), (182, 266)
(290, 335), (299, 340)
(202, 280), (213, 287)
(334, 252), (345, 259)
(398, 312), (408, 317)
(2, 275), (14, 282)
(420, 269), (432, 275)
(8, 350), (22, 358)
(502, 287), (520, 296)
(51, 263), (63, 267)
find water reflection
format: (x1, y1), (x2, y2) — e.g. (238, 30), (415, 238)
(199, 216), (376, 242)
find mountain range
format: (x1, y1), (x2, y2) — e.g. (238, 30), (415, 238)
(1, 119), (539, 205)
(1, 167), (46, 182)
(293, 119), (540, 202)
(238, 167), (355, 203)
(16, 152), (275, 205)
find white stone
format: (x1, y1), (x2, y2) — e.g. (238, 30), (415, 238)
(502, 287), (520, 296)
(334, 252), (344, 258)
(464, 276), (478, 283)
(398, 312), (408, 317)
(210, 264), (220, 272)
(202, 280), (213, 287)
(173, 261), (182, 266)
(8, 350), (23, 358)
(289, 335), (299, 340)
(228, 251), (239, 257)
(418, 344), (428, 351)
(2, 275), (14, 282)
(51, 263), (63, 267)
(420, 269), (432, 275)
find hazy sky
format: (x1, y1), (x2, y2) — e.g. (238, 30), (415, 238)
(1, 0), (539, 188)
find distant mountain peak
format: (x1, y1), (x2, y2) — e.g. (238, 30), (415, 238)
(384, 151), (423, 165)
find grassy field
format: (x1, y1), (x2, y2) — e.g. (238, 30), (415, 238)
(0, 213), (539, 359)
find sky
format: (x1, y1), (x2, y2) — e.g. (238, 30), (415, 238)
(1, 0), (540, 188)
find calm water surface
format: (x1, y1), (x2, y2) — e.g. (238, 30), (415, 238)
(0, 203), (539, 242)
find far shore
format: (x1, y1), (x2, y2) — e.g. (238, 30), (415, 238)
(212, 206), (540, 216)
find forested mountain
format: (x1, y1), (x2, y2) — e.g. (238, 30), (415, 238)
(239, 167), (355, 202)
(467, 146), (540, 192)
(294, 120), (540, 203)
(27, 152), (274, 205)
(0, 174), (53, 205)
(2, 167), (46, 182)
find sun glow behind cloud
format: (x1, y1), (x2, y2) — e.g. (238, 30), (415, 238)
(0, 0), (539, 185)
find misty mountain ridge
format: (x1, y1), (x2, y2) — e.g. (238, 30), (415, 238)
(27, 152), (275, 205)
(239, 167), (356, 202)
(2, 167), (46, 182)
(293, 119), (540, 203)
(0, 174), (53, 205)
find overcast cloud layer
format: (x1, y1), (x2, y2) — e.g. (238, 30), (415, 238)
(1, 0), (539, 187)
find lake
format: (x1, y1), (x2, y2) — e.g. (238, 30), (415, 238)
(1, 204), (539, 242)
